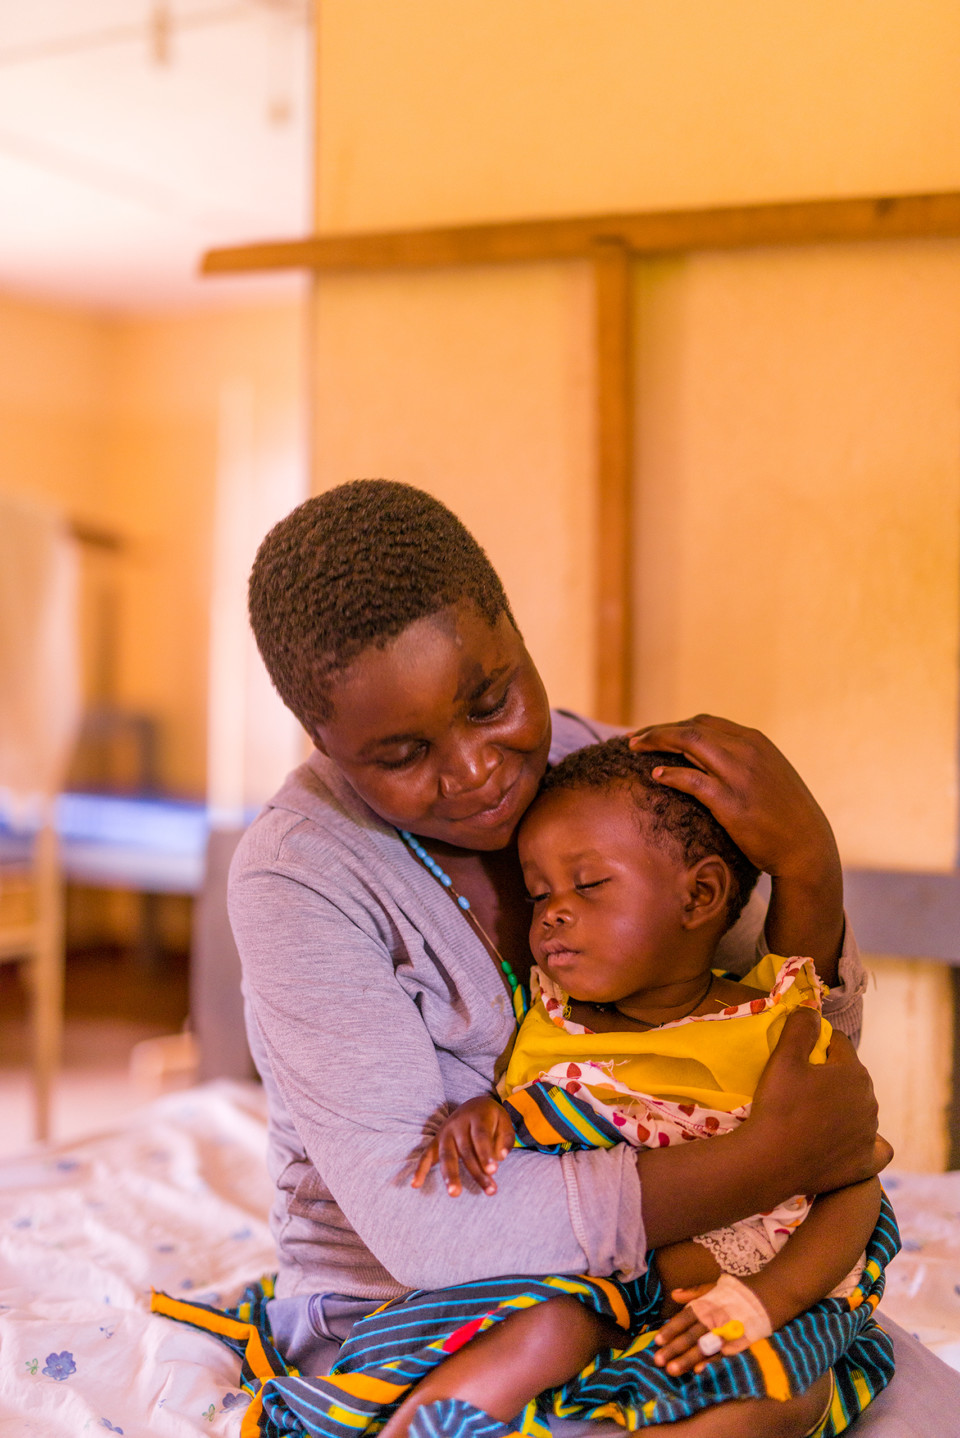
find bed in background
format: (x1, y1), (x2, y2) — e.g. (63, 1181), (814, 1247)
(1, 1079), (959, 1435)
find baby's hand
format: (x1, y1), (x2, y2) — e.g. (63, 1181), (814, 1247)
(654, 1276), (767, 1375)
(411, 1096), (515, 1197)
(654, 1285), (720, 1376)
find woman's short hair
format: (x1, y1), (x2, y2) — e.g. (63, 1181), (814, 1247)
(539, 736), (760, 931)
(249, 480), (514, 730)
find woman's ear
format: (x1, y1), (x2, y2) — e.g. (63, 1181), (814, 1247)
(681, 857), (731, 931)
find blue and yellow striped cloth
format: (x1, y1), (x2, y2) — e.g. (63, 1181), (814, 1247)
(152, 1194), (898, 1437)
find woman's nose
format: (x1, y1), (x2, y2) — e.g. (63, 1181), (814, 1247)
(437, 740), (499, 798)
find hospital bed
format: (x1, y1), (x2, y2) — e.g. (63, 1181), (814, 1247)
(2, 1078), (960, 1435)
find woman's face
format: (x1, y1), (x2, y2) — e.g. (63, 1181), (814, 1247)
(313, 603), (552, 850)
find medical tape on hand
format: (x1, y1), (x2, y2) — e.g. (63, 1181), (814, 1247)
(689, 1273), (772, 1356)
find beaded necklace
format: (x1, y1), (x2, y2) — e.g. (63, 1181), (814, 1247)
(398, 828), (528, 1022)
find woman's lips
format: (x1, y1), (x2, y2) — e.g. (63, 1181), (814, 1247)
(444, 772), (523, 828)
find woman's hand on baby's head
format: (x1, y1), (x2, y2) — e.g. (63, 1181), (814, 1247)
(411, 1096), (515, 1198)
(628, 715), (836, 882)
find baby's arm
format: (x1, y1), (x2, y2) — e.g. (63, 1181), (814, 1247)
(411, 1095), (516, 1197)
(655, 1176), (882, 1375)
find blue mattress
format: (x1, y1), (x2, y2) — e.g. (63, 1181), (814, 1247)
(0, 793), (212, 894)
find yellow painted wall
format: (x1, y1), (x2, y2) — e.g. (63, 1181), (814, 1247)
(313, 2), (960, 1166)
(0, 292), (112, 522)
(858, 954), (954, 1173)
(312, 264), (597, 714)
(317, 0), (960, 230)
(632, 241), (960, 870)
(313, 0), (960, 867)
(1, 288), (306, 952)
(104, 298), (306, 797)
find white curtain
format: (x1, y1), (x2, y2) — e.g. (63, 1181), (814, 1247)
(0, 493), (81, 810)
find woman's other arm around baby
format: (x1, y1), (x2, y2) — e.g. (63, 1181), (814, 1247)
(414, 1075), (886, 1385)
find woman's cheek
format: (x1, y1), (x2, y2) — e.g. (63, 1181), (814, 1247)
(382, 772), (434, 825)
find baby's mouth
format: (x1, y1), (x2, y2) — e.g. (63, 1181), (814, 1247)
(540, 940), (581, 965)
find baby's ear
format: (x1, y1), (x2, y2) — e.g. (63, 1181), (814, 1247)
(682, 857), (730, 930)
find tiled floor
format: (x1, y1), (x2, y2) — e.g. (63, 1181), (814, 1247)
(0, 945), (190, 1158)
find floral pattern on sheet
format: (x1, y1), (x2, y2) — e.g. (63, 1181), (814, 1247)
(1, 1078), (957, 1438)
(221, 1392), (251, 1410)
(41, 1352), (76, 1381)
(0, 1081), (275, 1436)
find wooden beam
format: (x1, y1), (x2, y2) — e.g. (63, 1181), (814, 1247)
(592, 239), (633, 725)
(202, 190), (960, 276)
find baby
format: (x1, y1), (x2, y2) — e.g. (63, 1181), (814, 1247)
(393, 738), (897, 1437)
(307, 738), (896, 1438)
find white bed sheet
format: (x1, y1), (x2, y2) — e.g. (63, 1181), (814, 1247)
(1, 1080), (958, 1436)
(880, 1169), (960, 1374)
(0, 1081), (274, 1436)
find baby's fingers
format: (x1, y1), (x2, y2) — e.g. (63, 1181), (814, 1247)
(655, 1307), (700, 1346)
(457, 1128), (499, 1195)
(468, 1119), (501, 1179)
(468, 1113), (514, 1187)
(655, 1323), (712, 1374)
(437, 1129), (466, 1195)
(410, 1139), (440, 1189)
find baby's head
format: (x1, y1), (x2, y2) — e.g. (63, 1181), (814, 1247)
(517, 736), (760, 1005)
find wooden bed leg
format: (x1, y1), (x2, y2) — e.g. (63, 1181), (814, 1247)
(32, 822), (65, 1143)
(948, 966), (960, 1171)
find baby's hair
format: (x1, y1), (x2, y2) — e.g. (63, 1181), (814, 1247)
(248, 480), (515, 729)
(539, 736), (760, 931)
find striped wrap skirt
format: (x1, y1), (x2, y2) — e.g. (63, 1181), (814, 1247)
(152, 1191), (898, 1438)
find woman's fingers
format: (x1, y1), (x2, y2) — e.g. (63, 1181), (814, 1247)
(628, 715), (837, 883)
(630, 714), (744, 752)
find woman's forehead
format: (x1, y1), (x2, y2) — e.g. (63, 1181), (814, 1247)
(321, 605), (519, 746)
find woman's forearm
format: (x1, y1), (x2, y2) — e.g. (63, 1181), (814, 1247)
(639, 1122), (787, 1248)
(765, 856), (844, 987)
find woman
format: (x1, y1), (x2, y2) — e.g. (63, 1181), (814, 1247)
(164, 481), (944, 1434)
